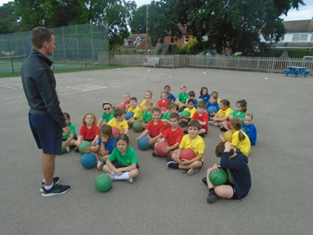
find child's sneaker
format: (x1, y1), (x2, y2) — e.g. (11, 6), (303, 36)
(97, 161), (104, 171)
(74, 147), (79, 153)
(208, 121), (218, 126)
(207, 191), (220, 204)
(126, 178), (133, 183)
(220, 126), (227, 132)
(40, 177), (60, 193)
(151, 151), (159, 157)
(202, 177), (208, 185)
(187, 168), (199, 176)
(66, 147), (70, 153)
(167, 161), (179, 169)
(42, 184), (70, 197)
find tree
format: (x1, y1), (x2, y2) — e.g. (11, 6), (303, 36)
(0, 1), (20, 34)
(130, 5), (147, 34)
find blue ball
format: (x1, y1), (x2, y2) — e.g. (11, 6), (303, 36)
(207, 106), (217, 114)
(138, 137), (150, 150)
(125, 112), (134, 120)
(81, 153), (97, 169)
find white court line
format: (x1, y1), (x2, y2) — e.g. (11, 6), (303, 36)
(0, 99), (25, 106)
(4, 96), (23, 100)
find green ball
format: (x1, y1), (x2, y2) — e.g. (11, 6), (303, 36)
(95, 174), (112, 192)
(79, 141), (91, 154)
(209, 168), (227, 186)
(133, 121), (143, 132)
(61, 147), (66, 154)
(180, 110), (190, 117)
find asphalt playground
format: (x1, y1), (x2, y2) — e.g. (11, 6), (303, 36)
(0, 67), (312, 235)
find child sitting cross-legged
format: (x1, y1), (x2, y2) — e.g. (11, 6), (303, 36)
(167, 120), (205, 176)
(153, 113), (183, 160)
(102, 134), (139, 183)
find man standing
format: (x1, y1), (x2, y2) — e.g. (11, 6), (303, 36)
(21, 27), (70, 197)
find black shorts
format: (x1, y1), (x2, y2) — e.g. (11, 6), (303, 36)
(112, 161), (140, 170)
(225, 181), (247, 200)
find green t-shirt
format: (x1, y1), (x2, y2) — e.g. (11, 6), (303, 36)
(63, 122), (76, 139)
(177, 92), (189, 103)
(161, 111), (170, 120)
(101, 111), (114, 123)
(141, 110), (153, 123)
(108, 146), (138, 166)
(231, 110), (245, 122)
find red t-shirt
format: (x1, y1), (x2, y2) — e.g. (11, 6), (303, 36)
(124, 100), (130, 108)
(157, 99), (169, 108)
(79, 124), (99, 140)
(192, 112), (209, 132)
(146, 120), (165, 137)
(163, 127), (184, 146)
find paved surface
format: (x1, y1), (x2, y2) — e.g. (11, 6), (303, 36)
(0, 67), (312, 235)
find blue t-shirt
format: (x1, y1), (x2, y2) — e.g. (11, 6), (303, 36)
(206, 102), (220, 112)
(242, 123), (257, 146)
(199, 94), (210, 104)
(97, 136), (117, 152)
(167, 93), (176, 102)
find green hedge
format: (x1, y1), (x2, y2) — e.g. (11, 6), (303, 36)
(263, 49), (313, 58)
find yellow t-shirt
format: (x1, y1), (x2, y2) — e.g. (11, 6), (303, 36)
(108, 119), (128, 133)
(217, 107), (233, 117)
(179, 134), (205, 162)
(231, 130), (251, 157)
(127, 106), (142, 119)
(140, 99), (154, 112)
(183, 107), (197, 118)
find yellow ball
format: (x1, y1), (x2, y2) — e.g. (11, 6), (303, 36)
(223, 130), (233, 142)
(216, 112), (225, 118)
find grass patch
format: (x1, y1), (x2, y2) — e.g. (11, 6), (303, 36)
(0, 64), (131, 78)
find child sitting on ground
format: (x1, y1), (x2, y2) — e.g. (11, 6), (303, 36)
(161, 102), (177, 129)
(180, 99), (197, 127)
(157, 90), (170, 114)
(93, 125), (117, 170)
(107, 107), (129, 134)
(123, 92), (131, 111)
(140, 100), (153, 129)
(164, 85), (176, 102)
(220, 117), (251, 157)
(242, 112), (257, 146)
(203, 141), (251, 204)
(97, 101), (114, 127)
(136, 107), (165, 146)
(74, 113), (99, 152)
(220, 99), (247, 132)
(206, 93), (220, 119)
(153, 113), (183, 160)
(210, 99), (233, 127)
(127, 97), (143, 126)
(61, 112), (77, 152)
(188, 90), (198, 108)
(190, 101), (209, 137)
(176, 84), (189, 112)
(199, 86), (210, 104)
(140, 90), (153, 112)
(167, 120), (205, 176)
(103, 134), (139, 183)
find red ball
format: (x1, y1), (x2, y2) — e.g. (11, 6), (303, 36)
(180, 149), (196, 161)
(117, 103), (125, 109)
(112, 127), (120, 137)
(155, 142), (170, 157)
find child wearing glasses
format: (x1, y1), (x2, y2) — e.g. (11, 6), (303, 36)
(97, 102), (114, 127)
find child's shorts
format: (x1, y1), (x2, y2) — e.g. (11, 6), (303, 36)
(225, 181), (247, 200)
(112, 161), (140, 170)
(29, 113), (62, 155)
(62, 136), (77, 142)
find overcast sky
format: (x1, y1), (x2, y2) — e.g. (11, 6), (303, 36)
(1, 0), (312, 21)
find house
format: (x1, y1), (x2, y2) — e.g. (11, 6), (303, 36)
(160, 23), (194, 47)
(273, 19), (313, 49)
(122, 34), (154, 51)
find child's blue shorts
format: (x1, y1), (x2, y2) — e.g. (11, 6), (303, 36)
(29, 113), (62, 155)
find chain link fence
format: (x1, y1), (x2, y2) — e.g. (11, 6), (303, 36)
(0, 24), (109, 74)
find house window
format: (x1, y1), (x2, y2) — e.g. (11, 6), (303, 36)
(292, 35), (299, 41)
(184, 35), (189, 44)
(311, 34), (313, 41)
(171, 37), (174, 43)
(300, 35), (308, 41)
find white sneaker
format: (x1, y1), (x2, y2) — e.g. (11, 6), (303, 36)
(66, 147), (70, 153)
(187, 168), (199, 176)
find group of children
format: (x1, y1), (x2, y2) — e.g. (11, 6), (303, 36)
(61, 84), (257, 204)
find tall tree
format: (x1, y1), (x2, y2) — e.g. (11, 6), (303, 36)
(130, 5), (147, 34)
(0, 1), (20, 34)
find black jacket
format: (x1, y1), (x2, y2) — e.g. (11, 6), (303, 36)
(21, 50), (67, 128)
